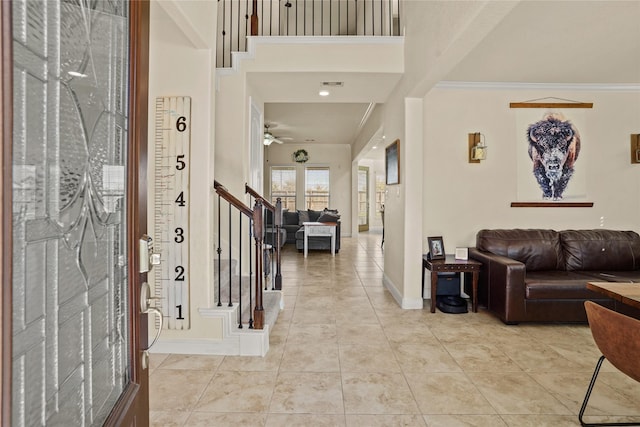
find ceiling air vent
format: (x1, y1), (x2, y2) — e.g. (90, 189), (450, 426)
(321, 82), (344, 87)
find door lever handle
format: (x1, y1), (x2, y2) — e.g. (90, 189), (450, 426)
(140, 281), (163, 369)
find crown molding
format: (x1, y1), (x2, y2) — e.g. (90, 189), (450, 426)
(435, 81), (640, 92)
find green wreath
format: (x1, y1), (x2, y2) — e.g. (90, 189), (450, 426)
(293, 149), (309, 163)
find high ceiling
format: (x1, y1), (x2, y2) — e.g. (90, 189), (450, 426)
(262, 1), (640, 154)
(445, 0), (640, 84)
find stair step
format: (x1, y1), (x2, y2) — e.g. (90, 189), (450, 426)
(217, 274), (253, 303)
(218, 270), (281, 331)
(215, 258), (237, 275)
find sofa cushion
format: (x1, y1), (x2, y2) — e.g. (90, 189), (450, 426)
(283, 211), (299, 226)
(525, 271), (601, 299)
(580, 270), (640, 283)
(476, 229), (563, 271)
(265, 208), (287, 226)
(265, 208), (273, 226)
(561, 230), (640, 271)
(282, 224), (300, 244)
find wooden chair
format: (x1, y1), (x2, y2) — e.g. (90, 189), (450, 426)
(579, 301), (640, 426)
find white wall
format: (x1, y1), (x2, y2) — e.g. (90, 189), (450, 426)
(380, 83), (640, 306)
(363, 0), (518, 307)
(377, 98), (408, 302)
(264, 143), (352, 234)
(423, 86), (640, 248)
(368, 0), (630, 308)
(148, 0), (219, 341)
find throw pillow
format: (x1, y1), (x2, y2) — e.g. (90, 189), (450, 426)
(323, 208), (339, 214)
(308, 209), (322, 222)
(318, 212), (340, 223)
(297, 209), (310, 225)
(283, 211), (299, 226)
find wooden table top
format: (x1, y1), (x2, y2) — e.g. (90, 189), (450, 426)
(587, 282), (640, 310)
(423, 254), (482, 271)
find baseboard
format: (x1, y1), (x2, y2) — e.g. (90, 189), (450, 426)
(383, 273), (424, 309)
(149, 305), (270, 356)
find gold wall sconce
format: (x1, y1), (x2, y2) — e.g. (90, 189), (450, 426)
(468, 132), (487, 163)
(631, 134), (640, 164)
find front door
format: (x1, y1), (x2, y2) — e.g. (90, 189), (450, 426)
(3, 0), (150, 425)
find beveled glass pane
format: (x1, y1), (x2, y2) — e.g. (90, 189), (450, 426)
(12, 0), (130, 425)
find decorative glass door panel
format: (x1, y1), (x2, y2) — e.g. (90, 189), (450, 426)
(11, 0), (134, 425)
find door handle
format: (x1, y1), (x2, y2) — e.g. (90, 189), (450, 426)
(140, 281), (163, 369)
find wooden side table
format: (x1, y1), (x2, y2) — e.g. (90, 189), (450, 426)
(422, 254), (482, 313)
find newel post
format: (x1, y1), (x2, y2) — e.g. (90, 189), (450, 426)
(274, 198), (283, 290)
(252, 200), (264, 329)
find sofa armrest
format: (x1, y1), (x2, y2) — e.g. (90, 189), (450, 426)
(469, 248), (526, 324)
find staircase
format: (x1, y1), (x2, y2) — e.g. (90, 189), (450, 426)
(196, 181), (285, 356)
(216, 258), (282, 330)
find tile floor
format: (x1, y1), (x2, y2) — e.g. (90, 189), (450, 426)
(149, 230), (640, 426)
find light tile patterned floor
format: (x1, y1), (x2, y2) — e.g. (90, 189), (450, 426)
(149, 230), (640, 426)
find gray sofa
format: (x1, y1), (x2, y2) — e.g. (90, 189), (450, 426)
(266, 208), (341, 252)
(282, 211), (302, 244)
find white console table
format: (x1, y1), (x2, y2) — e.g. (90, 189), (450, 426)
(302, 222), (337, 258)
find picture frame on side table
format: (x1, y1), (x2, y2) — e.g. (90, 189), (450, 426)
(427, 236), (445, 260)
(385, 139), (400, 185)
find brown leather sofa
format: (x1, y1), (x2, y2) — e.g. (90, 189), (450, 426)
(469, 229), (640, 324)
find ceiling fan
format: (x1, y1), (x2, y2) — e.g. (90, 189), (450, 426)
(264, 124), (285, 146)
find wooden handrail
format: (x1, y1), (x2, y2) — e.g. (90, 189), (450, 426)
(245, 183), (275, 211)
(214, 179), (269, 329)
(214, 180), (252, 217)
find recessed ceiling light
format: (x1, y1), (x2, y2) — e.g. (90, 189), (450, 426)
(372, 146), (377, 149)
(319, 89), (330, 97)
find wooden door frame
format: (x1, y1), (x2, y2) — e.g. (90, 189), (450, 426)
(104, 0), (151, 424)
(1, 0), (12, 424)
(1, 1), (151, 425)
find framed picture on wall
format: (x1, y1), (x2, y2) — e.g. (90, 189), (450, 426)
(385, 139), (400, 185)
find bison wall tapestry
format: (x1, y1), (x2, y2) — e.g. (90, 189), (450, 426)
(511, 101), (593, 206)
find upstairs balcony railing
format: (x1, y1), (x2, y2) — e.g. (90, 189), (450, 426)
(217, 0), (402, 67)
